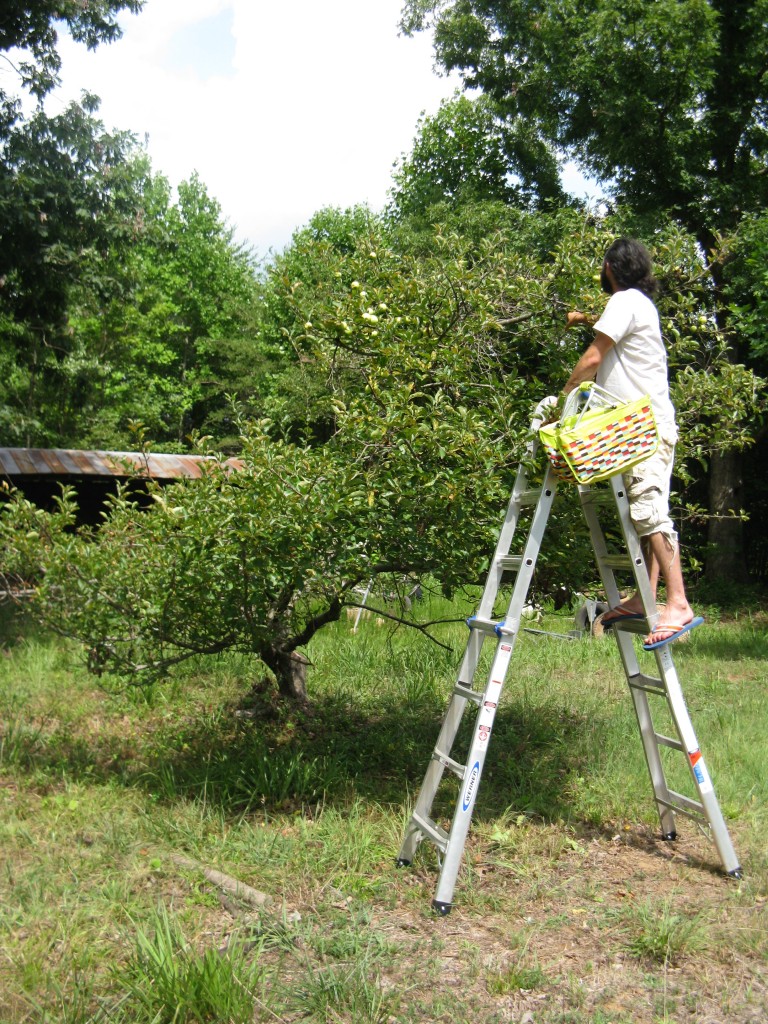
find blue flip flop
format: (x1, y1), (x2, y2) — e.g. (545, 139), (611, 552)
(643, 616), (704, 651)
(602, 606), (645, 630)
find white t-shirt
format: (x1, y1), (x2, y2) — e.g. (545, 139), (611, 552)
(593, 288), (678, 442)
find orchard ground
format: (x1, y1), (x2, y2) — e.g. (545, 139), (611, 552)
(0, 594), (766, 1023)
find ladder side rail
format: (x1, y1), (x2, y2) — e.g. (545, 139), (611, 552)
(577, 484), (624, 612)
(431, 474), (559, 912)
(398, 685), (477, 864)
(625, 680), (679, 838)
(581, 478), (741, 876)
(400, 606), (497, 863)
(470, 401), (556, 626)
(456, 406), (556, 685)
(609, 475), (740, 873)
(497, 468), (559, 639)
(456, 629), (489, 691)
(652, 645), (742, 875)
(596, 479), (669, 807)
(399, 402), (557, 874)
(578, 479), (678, 836)
(471, 460), (530, 624)
(431, 629), (523, 912)
(577, 481), (649, 683)
(607, 477), (658, 620)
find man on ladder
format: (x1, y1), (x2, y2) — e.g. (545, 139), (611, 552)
(562, 237), (701, 651)
(397, 237), (741, 914)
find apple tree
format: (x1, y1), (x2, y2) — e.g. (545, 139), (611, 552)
(2, 217), (564, 699)
(399, 0), (768, 583)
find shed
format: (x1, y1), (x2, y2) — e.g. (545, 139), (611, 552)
(0, 448), (242, 524)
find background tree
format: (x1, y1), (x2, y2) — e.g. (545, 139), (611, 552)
(400, 0), (768, 584)
(718, 213), (768, 585)
(388, 92), (565, 225)
(0, 1), (157, 447)
(0, 0), (144, 104)
(69, 172), (259, 450)
(0, 96), (147, 445)
(0, 96), (259, 451)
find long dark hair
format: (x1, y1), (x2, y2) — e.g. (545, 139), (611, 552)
(603, 238), (658, 298)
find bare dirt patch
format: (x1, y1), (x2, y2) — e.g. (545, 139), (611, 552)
(362, 824), (767, 1023)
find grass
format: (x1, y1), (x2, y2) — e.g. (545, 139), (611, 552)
(619, 897), (708, 965)
(113, 903), (265, 1024)
(0, 591), (767, 1022)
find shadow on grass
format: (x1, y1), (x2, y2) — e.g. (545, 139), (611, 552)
(142, 680), (609, 826)
(4, 661), (744, 881)
(4, 674), (602, 828)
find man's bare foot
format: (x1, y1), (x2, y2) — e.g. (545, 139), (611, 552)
(644, 601), (696, 647)
(643, 615), (704, 650)
(657, 601), (694, 629)
(600, 594), (651, 628)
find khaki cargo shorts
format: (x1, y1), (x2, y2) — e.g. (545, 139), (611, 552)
(624, 436), (678, 546)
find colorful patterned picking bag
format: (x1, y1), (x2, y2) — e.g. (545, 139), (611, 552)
(538, 383), (659, 485)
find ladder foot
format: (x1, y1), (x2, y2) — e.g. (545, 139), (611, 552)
(432, 899), (452, 916)
(395, 858), (412, 868)
(662, 831), (677, 842)
(728, 867), (743, 881)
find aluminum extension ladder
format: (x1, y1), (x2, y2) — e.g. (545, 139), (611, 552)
(397, 398), (742, 914)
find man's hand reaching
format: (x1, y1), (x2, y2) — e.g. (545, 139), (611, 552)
(566, 310), (594, 329)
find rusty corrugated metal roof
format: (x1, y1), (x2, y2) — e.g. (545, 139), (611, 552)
(0, 448), (243, 481)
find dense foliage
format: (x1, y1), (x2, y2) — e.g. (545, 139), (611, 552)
(0, 101), (258, 449)
(400, 0), (768, 243)
(3, 206), (764, 695)
(389, 92), (566, 222)
(0, 98), (145, 445)
(400, 0), (768, 580)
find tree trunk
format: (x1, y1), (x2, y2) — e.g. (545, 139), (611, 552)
(705, 449), (748, 584)
(261, 647), (309, 701)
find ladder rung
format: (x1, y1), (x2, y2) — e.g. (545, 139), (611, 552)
(452, 684), (483, 705)
(628, 673), (665, 695)
(412, 812), (449, 851)
(658, 791), (705, 820)
(466, 616), (500, 635)
(612, 617), (651, 635)
(654, 732), (683, 752)
(497, 555), (523, 572)
(432, 749), (467, 779)
(515, 487), (542, 507)
(599, 554), (637, 570)
(580, 487), (616, 507)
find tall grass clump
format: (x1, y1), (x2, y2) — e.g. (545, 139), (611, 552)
(291, 961), (392, 1023)
(113, 904), (262, 1024)
(619, 898), (709, 965)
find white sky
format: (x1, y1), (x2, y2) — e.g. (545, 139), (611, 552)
(42, 0), (464, 259)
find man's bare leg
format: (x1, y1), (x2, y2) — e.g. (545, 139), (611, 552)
(643, 531), (695, 644)
(602, 533), (691, 633)
(601, 536), (659, 623)
(644, 535), (661, 603)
